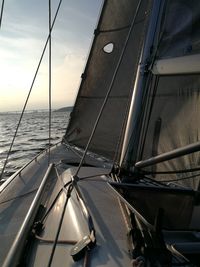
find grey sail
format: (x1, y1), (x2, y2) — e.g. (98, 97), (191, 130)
(64, 0), (150, 161)
(2, 0), (200, 266)
(129, 0), (200, 190)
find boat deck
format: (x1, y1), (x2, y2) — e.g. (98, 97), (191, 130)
(0, 143), (133, 267)
(27, 167), (132, 267)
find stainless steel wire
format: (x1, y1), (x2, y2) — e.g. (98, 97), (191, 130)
(73, 0), (143, 179)
(0, 0), (64, 180)
(48, 0), (52, 165)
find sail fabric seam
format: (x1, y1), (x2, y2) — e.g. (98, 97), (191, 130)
(73, 0), (144, 179)
(79, 95), (128, 99)
(98, 18), (146, 34)
(98, 24), (130, 33)
(141, 166), (200, 175)
(156, 172), (200, 183)
(65, 0), (107, 126)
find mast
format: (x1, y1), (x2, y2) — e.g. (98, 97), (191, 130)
(119, 0), (163, 170)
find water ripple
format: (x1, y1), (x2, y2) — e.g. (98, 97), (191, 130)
(0, 111), (70, 179)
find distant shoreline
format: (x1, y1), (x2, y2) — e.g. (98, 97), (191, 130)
(0, 107), (73, 114)
(54, 106), (73, 112)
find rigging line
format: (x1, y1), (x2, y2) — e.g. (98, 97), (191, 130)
(160, 172), (200, 183)
(136, 75), (159, 162)
(40, 180), (71, 223)
(0, 188), (38, 205)
(40, 166), (73, 223)
(61, 140), (83, 159)
(141, 166), (200, 175)
(34, 235), (77, 245)
(47, 183), (73, 267)
(98, 18), (145, 34)
(0, 0), (5, 29)
(0, 0), (64, 180)
(48, 0), (52, 165)
(55, 166), (72, 196)
(83, 250), (90, 267)
(73, 0), (144, 179)
(55, 167), (96, 236)
(79, 173), (110, 181)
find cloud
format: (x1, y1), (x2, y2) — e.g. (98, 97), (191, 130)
(0, 0), (103, 112)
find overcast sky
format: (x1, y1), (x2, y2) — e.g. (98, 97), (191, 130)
(0, 0), (103, 111)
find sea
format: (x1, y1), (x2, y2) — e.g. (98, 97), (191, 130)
(0, 110), (70, 180)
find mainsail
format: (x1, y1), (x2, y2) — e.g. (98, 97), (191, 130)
(64, 0), (150, 161)
(134, 0), (200, 190)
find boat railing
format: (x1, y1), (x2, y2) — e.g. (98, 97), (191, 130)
(0, 142), (61, 194)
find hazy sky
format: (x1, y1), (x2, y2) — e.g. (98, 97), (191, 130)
(0, 0), (103, 111)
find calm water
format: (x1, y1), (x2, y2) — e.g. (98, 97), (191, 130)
(0, 111), (70, 179)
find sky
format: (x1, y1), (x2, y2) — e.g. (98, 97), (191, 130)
(0, 0), (103, 112)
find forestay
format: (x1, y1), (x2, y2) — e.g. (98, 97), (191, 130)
(64, 0), (150, 161)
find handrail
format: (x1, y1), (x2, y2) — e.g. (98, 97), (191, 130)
(2, 163), (55, 267)
(135, 141), (200, 169)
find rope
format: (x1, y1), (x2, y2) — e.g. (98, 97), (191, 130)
(35, 235), (77, 245)
(0, 0), (64, 180)
(0, 188), (37, 205)
(79, 173), (109, 181)
(0, 0), (5, 28)
(73, 0), (144, 179)
(159, 172), (200, 183)
(141, 166), (200, 175)
(47, 183), (74, 267)
(83, 250), (90, 267)
(40, 166), (73, 224)
(40, 180), (71, 223)
(48, 0), (52, 165)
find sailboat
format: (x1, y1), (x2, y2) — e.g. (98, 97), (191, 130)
(1, 0), (200, 266)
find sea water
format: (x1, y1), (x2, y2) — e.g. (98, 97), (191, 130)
(0, 110), (70, 179)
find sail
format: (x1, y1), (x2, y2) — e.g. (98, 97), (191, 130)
(137, 0), (200, 190)
(64, 0), (150, 161)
